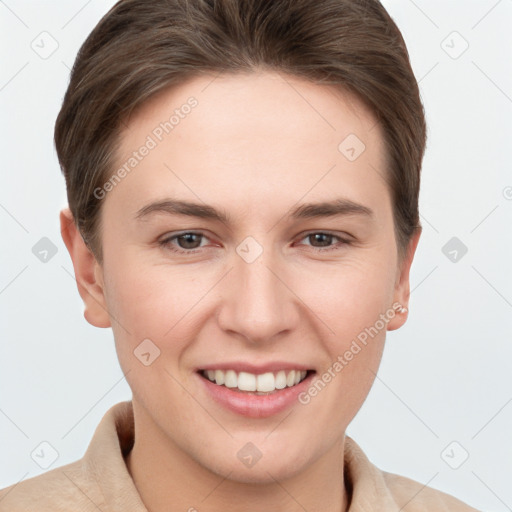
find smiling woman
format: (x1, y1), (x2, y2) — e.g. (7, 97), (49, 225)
(0, 1), (482, 511)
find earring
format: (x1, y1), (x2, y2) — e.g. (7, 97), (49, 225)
(394, 304), (408, 314)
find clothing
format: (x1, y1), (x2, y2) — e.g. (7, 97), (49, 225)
(0, 400), (479, 511)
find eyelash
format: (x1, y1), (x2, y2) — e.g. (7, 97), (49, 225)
(158, 231), (352, 255)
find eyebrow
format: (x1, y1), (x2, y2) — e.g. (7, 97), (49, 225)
(134, 198), (374, 224)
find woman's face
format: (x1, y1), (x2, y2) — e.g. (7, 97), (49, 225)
(86, 71), (418, 482)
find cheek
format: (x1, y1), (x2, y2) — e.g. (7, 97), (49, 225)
(296, 282), (391, 439)
(294, 250), (397, 343)
(102, 256), (222, 361)
(292, 253), (396, 417)
(102, 261), (208, 406)
(300, 339), (384, 444)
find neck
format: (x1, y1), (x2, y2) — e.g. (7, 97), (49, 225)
(125, 404), (349, 512)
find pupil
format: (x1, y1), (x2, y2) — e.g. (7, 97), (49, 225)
(179, 233), (201, 249)
(312, 233), (331, 247)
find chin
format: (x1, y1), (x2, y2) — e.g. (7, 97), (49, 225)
(222, 464), (303, 485)
(199, 444), (312, 485)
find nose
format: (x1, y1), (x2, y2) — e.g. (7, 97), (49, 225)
(216, 244), (300, 344)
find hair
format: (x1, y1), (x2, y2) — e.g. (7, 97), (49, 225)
(55, 0), (426, 265)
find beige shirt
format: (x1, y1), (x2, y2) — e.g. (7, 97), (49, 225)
(0, 400), (479, 511)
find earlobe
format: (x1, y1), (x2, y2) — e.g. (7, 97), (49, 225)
(387, 228), (422, 332)
(59, 207), (111, 328)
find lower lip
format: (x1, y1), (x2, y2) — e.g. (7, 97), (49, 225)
(197, 372), (315, 419)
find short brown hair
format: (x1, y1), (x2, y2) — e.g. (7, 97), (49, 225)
(55, 0), (426, 264)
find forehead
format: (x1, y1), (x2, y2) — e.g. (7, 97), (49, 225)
(122, 70), (381, 150)
(107, 71), (390, 226)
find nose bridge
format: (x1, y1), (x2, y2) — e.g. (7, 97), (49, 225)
(217, 240), (297, 343)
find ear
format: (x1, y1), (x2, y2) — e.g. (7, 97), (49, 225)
(386, 227), (422, 331)
(60, 207), (111, 328)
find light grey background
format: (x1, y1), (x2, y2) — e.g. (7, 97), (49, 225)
(1, 1), (511, 510)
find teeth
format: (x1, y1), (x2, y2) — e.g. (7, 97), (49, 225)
(214, 369), (224, 385)
(202, 369), (308, 392)
(257, 372), (275, 392)
(224, 370), (237, 388)
(275, 370), (287, 389)
(238, 372), (256, 391)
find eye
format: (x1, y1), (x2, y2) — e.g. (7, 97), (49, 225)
(159, 232), (211, 254)
(158, 230), (352, 255)
(297, 232), (351, 252)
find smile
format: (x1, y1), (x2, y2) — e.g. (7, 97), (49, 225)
(200, 369), (310, 394)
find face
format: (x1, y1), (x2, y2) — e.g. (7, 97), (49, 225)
(64, 71), (419, 483)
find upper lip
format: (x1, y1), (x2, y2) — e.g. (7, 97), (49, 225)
(197, 362), (315, 374)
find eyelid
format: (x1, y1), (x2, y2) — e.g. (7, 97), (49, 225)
(295, 231), (353, 251)
(158, 231), (213, 254)
(159, 230), (352, 254)
(296, 229), (353, 241)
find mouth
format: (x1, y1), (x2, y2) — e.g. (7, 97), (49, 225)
(198, 368), (315, 395)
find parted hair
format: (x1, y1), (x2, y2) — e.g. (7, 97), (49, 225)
(55, 0), (426, 264)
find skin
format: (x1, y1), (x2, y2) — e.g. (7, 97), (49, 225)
(61, 70), (421, 512)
